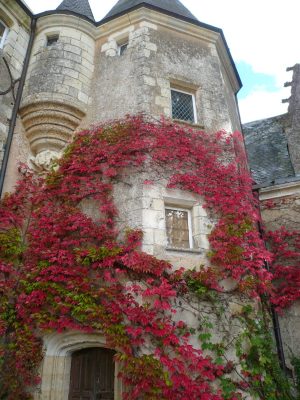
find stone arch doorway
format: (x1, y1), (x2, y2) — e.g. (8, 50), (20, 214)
(34, 331), (122, 400)
(69, 347), (115, 400)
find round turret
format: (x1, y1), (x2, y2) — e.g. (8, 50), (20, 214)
(20, 12), (95, 170)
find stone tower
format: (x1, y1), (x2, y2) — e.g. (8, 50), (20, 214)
(0, 0), (31, 189)
(1, 0), (242, 192)
(19, 0), (95, 171)
(0, 1), (245, 399)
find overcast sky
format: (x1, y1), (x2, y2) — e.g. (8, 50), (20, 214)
(24, 0), (296, 123)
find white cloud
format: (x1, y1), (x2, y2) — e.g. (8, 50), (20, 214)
(184, 0), (297, 78)
(238, 88), (288, 124)
(24, 0), (59, 13)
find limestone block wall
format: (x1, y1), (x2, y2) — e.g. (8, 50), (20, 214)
(287, 64), (300, 175)
(20, 15), (95, 165)
(147, 26), (236, 133)
(2, 9), (241, 180)
(0, 0), (30, 168)
(90, 23), (155, 122)
(220, 63), (241, 132)
(112, 172), (212, 270)
(141, 184), (211, 268)
(88, 13), (241, 134)
(260, 183), (300, 367)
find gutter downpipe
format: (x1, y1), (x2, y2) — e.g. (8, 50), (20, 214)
(270, 293), (288, 374)
(256, 209), (287, 374)
(0, 17), (37, 196)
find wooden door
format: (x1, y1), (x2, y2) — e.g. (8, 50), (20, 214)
(69, 348), (115, 400)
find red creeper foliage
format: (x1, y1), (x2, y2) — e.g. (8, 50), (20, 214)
(0, 116), (298, 399)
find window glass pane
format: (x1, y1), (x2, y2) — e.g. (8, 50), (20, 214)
(171, 90), (195, 122)
(165, 208), (190, 248)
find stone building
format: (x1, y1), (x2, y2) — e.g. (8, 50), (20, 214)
(1, 0), (298, 399)
(0, 1), (243, 398)
(0, 0), (31, 182)
(0, 0), (241, 193)
(243, 65), (300, 371)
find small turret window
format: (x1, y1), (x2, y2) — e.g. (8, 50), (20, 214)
(47, 34), (59, 47)
(0, 20), (8, 49)
(171, 88), (197, 123)
(118, 42), (128, 56)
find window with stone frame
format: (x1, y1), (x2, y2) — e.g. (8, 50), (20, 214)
(118, 41), (128, 56)
(0, 20), (8, 49)
(171, 88), (197, 123)
(165, 207), (193, 249)
(46, 34), (59, 47)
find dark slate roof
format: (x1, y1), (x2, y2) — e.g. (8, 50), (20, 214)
(243, 114), (295, 185)
(104, 0), (197, 21)
(56, 0), (95, 21)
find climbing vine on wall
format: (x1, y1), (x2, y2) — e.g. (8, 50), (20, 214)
(0, 116), (299, 399)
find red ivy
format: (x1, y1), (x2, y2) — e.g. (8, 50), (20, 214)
(0, 116), (298, 399)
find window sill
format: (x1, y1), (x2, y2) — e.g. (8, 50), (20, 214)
(166, 247), (202, 254)
(172, 119), (205, 129)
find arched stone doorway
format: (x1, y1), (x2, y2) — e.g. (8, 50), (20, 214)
(69, 347), (115, 400)
(34, 331), (121, 400)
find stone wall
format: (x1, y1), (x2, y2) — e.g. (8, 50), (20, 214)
(113, 173), (211, 268)
(260, 184), (300, 367)
(22, 16), (95, 109)
(286, 64), (300, 175)
(0, 0), (30, 168)
(89, 16), (240, 134)
(2, 7), (241, 191)
(0, 5), (275, 398)
(19, 14), (95, 168)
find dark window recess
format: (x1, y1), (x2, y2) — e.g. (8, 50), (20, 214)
(0, 21), (6, 40)
(171, 89), (195, 122)
(0, 20), (8, 48)
(119, 43), (128, 56)
(47, 35), (59, 46)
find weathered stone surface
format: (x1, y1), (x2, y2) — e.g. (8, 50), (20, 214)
(19, 101), (85, 156)
(17, 16), (96, 162)
(0, 2), (257, 399)
(286, 64), (300, 175)
(260, 191), (300, 366)
(90, 21), (240, 133)
(0, 0), (30, 166)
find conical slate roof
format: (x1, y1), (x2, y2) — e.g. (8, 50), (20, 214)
(104, 0), (197, 22)
(56, 0), (95, 21)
